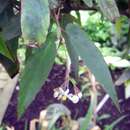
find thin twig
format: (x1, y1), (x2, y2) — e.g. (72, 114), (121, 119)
(88, 70), (97, 124)
(95, 94), (110, 114)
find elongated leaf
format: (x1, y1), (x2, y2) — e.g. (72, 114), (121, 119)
(79, 91), (97, 130)
(0, 35), (13, 61)
(18, 34), (57, 116)
(65, 24), (118, 108)
(98, 0), (120, 22)
(0, 0), (9, 14)
(21, 0), (50, 45)
(0, 54), (19, 77)
(61, 14), (79, 79)
(2, 15), (21, 40)
(0, 37), (19, 77)
(65, 35), (79, 80)
(83, 0), (93, 7)
(105, 115), (127, 130)
(6, 37), (19, 61)
(43, 104), (71, 130)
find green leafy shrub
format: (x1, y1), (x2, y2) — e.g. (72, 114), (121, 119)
(0, 0), (129, 129)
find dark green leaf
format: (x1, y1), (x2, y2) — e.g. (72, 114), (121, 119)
(0, 5), (14, 28)
(0, 35), (13, 61)
(18, 33), (57, 116)
(105, 115), (127, 130)
(61, 14), (80, 79)
(65, 35), (79, 80)
(2, 15), (21, 40)
(0, 37), (19, 77)
(45, 104), (71, 129)
(80, 91), (97, 130)
(21, 0), (50, 44)
(0, 0), (9, 14)
(61, 14), (79, 29)
(0, 54), (19, 77)
(65, 24), (119, 108)
(6, 37), (19, 60)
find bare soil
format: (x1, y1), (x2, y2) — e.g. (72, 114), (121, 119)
(2, 65), (130, 130)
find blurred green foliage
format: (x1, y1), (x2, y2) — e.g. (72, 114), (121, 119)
(83, 12), (111, 44)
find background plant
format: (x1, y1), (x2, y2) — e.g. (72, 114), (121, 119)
(0, 0), (130, 129)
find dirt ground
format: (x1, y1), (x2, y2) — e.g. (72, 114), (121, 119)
(2, 65), (130, 130)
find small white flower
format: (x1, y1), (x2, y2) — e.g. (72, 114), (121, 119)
(64, 88), (69, 94)
(53, 91), (59, 98)
(69, 95), (79, 104)
(77, 92), (82, 99)
(53, 87), (81, 103)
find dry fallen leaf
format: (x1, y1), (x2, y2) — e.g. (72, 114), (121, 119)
(0, 64), (19, 125)
(6, 126), (15, 130)
(30, 119), (39, 130)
